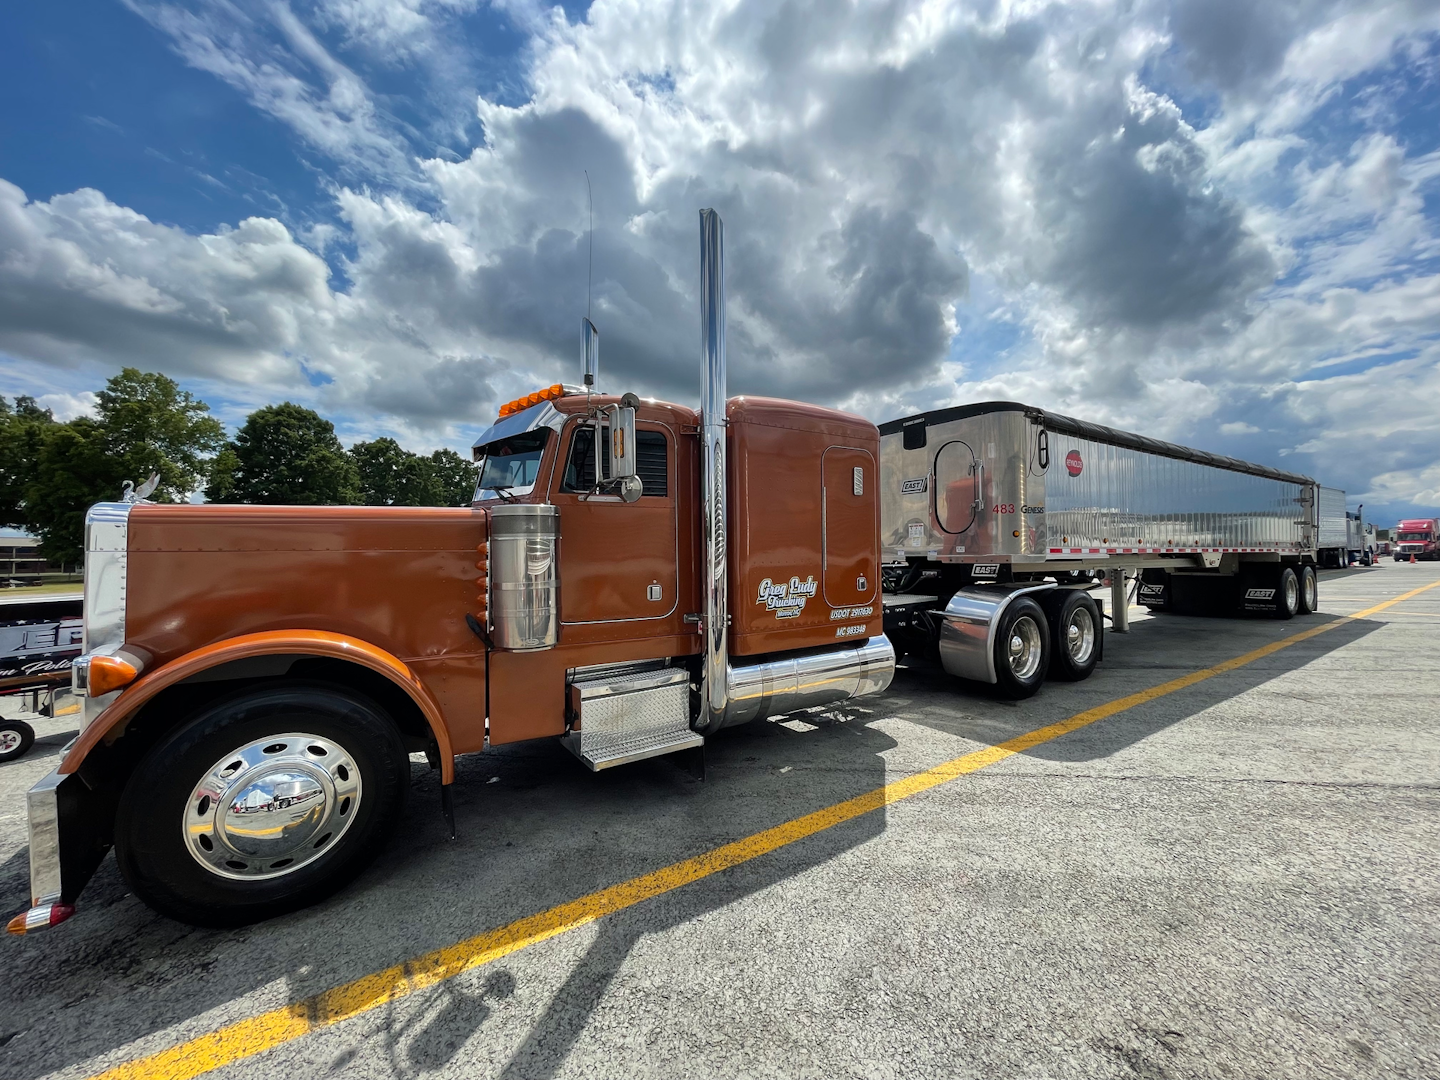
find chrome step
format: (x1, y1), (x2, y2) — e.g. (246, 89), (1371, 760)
(561, 666), (702, 771)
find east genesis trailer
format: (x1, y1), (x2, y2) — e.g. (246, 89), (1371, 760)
(877, 402), (1323, 698)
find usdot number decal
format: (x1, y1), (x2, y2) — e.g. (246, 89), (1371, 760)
(830, 606), (875, 620)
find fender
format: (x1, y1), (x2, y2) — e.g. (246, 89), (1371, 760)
(59, 630), (456, 783)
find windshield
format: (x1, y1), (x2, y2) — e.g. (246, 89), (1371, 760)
(1397, 531), (1432, 541)
(475, 429), (550, 498)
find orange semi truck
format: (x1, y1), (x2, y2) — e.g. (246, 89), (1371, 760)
(9, 212), (896, 932)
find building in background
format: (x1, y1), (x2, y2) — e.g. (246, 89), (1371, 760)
(0, 529), (80, 586)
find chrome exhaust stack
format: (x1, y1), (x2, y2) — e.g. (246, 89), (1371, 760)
(696, 208), (729, 736)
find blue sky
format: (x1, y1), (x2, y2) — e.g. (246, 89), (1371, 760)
(2, 1), (1440, 522)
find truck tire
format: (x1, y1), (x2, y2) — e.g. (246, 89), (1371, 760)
(992, 598), (1050, 699)
(1043, 591), (1101, 681)
(114, 682), (409, 928)
(0, 718), (35, 762)
(1273, 567), (1300, 620)
(1298, 565), (1318, 615)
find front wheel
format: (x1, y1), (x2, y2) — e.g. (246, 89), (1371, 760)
(1298, 565), (1318, 615)
(992, 598), (1050, 699)
(115, 682), (409, 927)
(0, 718), (35, 762)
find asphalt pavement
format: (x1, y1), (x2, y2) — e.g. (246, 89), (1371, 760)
(1, 562), (1437, 1080)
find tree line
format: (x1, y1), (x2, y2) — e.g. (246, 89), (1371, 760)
(0, 369), (479, 564)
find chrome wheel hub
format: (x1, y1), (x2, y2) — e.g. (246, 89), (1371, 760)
(1304, 574), (1317, 609)
(1066, 607), (1095, 665)
(0, 729), (22, 755)
(1284, 574), (1299, 611)
(183, 732), (361, 880)
(1006, 615), (1043, 680)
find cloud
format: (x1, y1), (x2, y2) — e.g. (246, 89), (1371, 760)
(2, 0), (1440, 517)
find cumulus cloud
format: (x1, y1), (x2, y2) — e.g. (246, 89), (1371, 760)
(3, 0), (1440, 515)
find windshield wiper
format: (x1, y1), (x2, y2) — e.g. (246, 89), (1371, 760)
(483, 485), (517, 503)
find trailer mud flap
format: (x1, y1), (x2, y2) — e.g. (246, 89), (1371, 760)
(26, 769), (111, 906)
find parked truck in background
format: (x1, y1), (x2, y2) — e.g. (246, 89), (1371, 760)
(9, 210), (1338, 937)
(1394, 519), (1440, 561)
(1316, 486), (1350, 567)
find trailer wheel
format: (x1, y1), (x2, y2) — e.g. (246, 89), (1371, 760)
(1298, 565), (1318, 615)
(0, 718), (35, 763)
(1043, 591), (1101, 681)
(114, 682), (409, 928)
(1273, 567), (1300, 620)
(992, 598), (1050, 699)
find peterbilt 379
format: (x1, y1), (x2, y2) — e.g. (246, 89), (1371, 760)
(12, 210), (1332, 935)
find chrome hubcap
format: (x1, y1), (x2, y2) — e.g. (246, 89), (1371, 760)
(1304, 573), (1317, 609)
(1006, 616), (1044, 680)
(183, 733), (361, 880)
(0, 730), (21, 755)
(1066, 607), (1095, 665)
(1285, 574), (1299, 612)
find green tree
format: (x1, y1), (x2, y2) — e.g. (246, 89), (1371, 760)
(423, 448), (480, 506)
(0, 396), (58, 529)
(351, 438), (478, 506)
(207, 403), (359, 506)
(94, 369), (224, 501)
(23, 370), (225, 564)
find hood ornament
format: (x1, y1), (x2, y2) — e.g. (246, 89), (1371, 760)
(122, 473), (160, 504)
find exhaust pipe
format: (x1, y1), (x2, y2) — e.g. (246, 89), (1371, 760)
(697, 208), (729, 735)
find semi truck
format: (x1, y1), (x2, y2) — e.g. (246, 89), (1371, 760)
(0, 593), (83, 764)
(9, 210), (1329, 935)
(1394, 518), (1439, 561)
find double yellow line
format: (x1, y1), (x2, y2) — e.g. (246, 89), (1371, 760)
(92, 579), (1440, 1080)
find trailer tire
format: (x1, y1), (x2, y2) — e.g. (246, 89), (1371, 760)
(1273, 567), (1300, 620)
(1043, 591), (1101, 681)
(992, 598), (1050, 699)
(1298, 565), (1318, 615)
(0, 718), (35, 762)
(114, 682), (409, 928)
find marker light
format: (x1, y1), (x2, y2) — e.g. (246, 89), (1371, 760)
(7, 902), (76, 935)
(83, 654), (140, 698)
(498, 384), (567, 419)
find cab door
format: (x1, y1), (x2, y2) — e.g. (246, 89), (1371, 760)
(822, 446), (879, 609)
(550, 418), (680, 626)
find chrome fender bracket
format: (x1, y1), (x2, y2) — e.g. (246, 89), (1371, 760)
(938, 582), (1057, 684)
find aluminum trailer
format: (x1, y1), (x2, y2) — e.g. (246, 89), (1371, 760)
(877, 402), (1322, 698)
(1316, 486), (1350, 567)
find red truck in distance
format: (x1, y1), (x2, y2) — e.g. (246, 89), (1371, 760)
(1394, 519), (1439, 561)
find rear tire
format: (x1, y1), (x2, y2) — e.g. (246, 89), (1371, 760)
(1298, 565), (1318, 615)
(1273, 567), (1300, 620)
(114, 682), (409, 928)
(992, 598), (1050, 699)
(0, 718), (35, 762)
(1043, 591), (1101, 681)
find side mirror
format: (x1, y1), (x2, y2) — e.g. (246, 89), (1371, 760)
(606, 404), (638, 479)
(616, 474), (643, 503)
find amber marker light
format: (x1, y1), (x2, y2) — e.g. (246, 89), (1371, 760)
(85, 654), (140, 697)
(498, 383), (567, 419)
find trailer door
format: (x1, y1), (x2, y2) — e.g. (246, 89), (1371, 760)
(822, 446), (878, 609)
(933, 440), (978, 535)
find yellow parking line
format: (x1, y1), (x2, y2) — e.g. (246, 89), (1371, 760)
(89, 578), (1440, 1080)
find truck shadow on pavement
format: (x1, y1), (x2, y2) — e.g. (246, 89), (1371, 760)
(888, 611), (1380, 763)
(0, 706), (898, 1080)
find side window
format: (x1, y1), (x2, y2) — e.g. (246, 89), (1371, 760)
(561, 425), (669, 497)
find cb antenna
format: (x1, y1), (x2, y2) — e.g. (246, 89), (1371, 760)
(581, 171), (599, 392)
